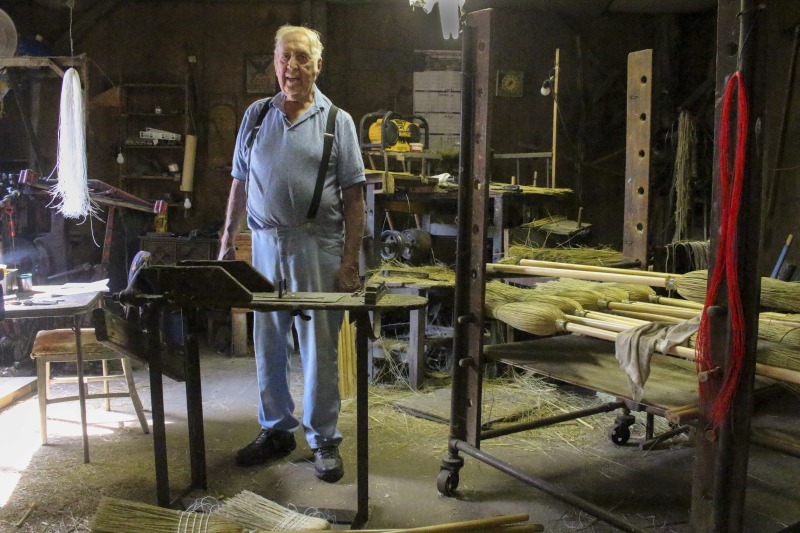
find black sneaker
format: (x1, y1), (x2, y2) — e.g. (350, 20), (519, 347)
(313, 446), (344, 483)
(236, 428), (296, 467)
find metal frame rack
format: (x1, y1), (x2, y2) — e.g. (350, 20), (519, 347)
(438, 4), (768, 533)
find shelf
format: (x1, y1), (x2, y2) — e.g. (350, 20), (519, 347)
(123, 143), (184, 149)
(119, 77), (189, 200)
(124, 112), (184, 117)
(121, 175), (181, 181)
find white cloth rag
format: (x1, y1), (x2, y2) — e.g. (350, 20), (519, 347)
(614, 316), (700, 401)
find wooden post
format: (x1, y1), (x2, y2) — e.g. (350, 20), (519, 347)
(623, 49), (653, 268)
(550, 48), (559, 188)
(690, 0), (764, 531)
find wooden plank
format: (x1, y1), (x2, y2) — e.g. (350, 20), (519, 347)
(484, 335), (699, 410)
(623, 49), (653, 267)
(92, 308), (185, 382)
(0, 377), (37, 411)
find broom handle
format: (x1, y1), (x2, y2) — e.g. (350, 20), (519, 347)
(603, 301), (700, 320)
(518, 259), (671, 279)
(566, 315), (634, 333)
(602, 309), (684, 324)
(562, 323), (800, 385)
(580, 310), (649, 325)
(387, 513), (530, 533)
(348, 526), (544, 533)
(486, 264), (672, 288)
(649, 295), (705, 310)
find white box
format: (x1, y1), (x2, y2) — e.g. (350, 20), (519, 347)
(423, 113), (462, 135)
(413, 71), (462, 91)
(414, 90), (461, 113)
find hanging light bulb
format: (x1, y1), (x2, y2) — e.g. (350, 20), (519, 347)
(540, 76), (554, 96)
(116, 150), (125, 164)
(183, 196), (192, 210)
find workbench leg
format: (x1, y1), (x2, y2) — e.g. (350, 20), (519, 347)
(146, 311), (170, 507)
(353, 312), (371, 528)
(73, 316), (90, 463)
(230, 309), (249, 357)
(183, 306), (207, 491)
(408, 305), (425, 390)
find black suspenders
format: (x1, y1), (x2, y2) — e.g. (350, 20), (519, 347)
(246, 98), (339, 220)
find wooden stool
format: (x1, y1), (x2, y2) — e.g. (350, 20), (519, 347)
(30, 328), (150, 445)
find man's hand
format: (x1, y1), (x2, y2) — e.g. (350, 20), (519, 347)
(334, 263), (361, 292)
(217, 242), (236, 260)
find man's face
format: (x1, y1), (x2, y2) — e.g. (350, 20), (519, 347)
(274, 32), (321, 102)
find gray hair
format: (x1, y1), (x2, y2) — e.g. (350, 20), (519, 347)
(274, 25), (323, 62)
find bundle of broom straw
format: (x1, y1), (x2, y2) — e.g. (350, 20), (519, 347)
(91, 497), (543, 533)
(214, 490), (330, 530)
(488, 260), (800, 313)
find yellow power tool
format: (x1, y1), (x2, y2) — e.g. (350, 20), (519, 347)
(359, 111), (430, 152)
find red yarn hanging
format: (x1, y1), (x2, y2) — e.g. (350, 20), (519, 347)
(695, 71), (748, 429)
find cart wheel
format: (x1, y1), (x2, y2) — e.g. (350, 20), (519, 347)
(437, 468), (459, 496)
(609, 422), (631, 446)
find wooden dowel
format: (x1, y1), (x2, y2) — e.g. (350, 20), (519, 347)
(602, 309), (684, 324)
(605, 301), (700, 320)
(389, 513), (530, 533)
(487, 264), (669, 287)
(649, 295), (705, 310)
(580, 310), (648, 326)
(566, 315), (633, 333)
(519, 259), (671, 279)
(665, 405), (701, 424)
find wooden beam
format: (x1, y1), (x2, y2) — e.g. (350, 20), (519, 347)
(690, 0), (765, 531)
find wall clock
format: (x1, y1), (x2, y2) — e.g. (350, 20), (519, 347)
(496, 70), (524, 97)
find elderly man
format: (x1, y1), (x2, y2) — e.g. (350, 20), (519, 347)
(218, 24), (365, 483)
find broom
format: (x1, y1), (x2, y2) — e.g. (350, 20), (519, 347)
(92, 497), (537, 533)
(92, 497), (249, 533)
(489, 263), (800, 313)
(492, 302), (800, 386)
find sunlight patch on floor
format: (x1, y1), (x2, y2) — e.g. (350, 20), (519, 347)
(0, 394), (154, 507)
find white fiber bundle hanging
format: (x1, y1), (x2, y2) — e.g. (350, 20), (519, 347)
(51, 67), (95, 219)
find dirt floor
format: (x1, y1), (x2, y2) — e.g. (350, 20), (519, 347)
(0, 348), (799, 533)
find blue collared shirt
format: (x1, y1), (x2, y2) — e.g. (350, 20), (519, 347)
(232, 87), (365, 229)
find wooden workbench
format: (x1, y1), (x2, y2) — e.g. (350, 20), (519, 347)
(96, 277), (427, 529)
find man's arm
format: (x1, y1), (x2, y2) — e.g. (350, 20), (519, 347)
(218, 178), (247, 260)
(334, 183), (365, 292)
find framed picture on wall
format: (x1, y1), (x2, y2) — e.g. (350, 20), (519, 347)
(245, 54), (276, 94)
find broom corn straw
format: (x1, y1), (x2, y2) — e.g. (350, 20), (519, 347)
(487, 263), (800, 313)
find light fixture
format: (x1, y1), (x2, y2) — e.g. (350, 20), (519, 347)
(411, 0), (465, 40)
(540, 75), (554, 96)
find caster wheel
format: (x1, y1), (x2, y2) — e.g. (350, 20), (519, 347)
(437, 468), (459, 496)
(609, 422), (631, 446)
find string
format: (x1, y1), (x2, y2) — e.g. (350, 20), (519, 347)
(695, 71), (748, 429)
(49, 68), (97, 219)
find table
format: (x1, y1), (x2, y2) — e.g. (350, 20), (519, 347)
(364, 181), (569, 267)
(3, 286), (104, 463)
(95, 267), (426, 528)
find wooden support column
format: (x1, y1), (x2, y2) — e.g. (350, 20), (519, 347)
(450, 9), (495, 447)
(690, 1), (765, 531)
(623, 49), (653, 267)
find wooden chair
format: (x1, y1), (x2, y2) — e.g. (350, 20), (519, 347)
(30, 251), (154, 445)
(31, 328), (150, 444)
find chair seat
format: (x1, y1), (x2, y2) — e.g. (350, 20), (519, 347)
(31, 328), (120, 362)
(31, 327), (150, 445)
